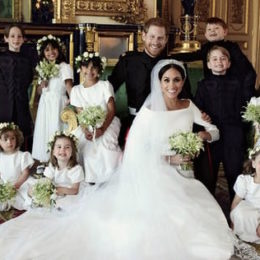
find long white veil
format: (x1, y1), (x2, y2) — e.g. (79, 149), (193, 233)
(0, 59), (235, 260)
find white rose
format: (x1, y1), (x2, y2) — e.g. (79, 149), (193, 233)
(250, 96), (260, 106)
(89, 53), (93, 58)
(83, 52), (89, 58)
(95, 52), (99, 57)
(48, 35), (53, 39)
(42, 36), (47, 41)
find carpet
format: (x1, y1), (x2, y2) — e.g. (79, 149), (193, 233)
(0, 208), (25, 224)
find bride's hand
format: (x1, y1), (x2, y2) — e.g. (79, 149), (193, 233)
(167, 155), (190, 165)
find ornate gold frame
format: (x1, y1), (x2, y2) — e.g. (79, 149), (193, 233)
(53, 0), (147, 24)
(227, 0), (249, 35)
(93, 31), (134, 66)
(0, 0), (22, 22)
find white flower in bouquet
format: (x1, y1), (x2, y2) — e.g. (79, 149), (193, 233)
(31, 178), (57, 208)
(0, 181), (16, 204)
(169, 132), (204, 171)
(242, 97), (260, 123)
(35, 59), (60, 84)
(77, 105), (106, 133)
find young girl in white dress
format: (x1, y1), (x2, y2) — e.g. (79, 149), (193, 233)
(71, 52), (122, 184)
(42, 131), (84, 208)
(32, 35), (74, 163)
(231, 145), (260, 243)
(0, 122), (34, 211)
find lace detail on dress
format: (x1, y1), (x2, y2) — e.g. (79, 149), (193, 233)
(233, 235), (260, 259)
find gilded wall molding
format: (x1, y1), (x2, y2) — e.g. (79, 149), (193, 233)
(227, 0), (249, 34)
(0, 0), (22, 22)
(53, 0), (147, 24)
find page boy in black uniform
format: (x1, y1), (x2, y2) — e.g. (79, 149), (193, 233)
(195, 46), (251, 201)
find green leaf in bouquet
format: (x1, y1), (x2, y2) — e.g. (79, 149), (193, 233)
(0, 182), (17, 203)
(77, 105), (106, 130)
(169, 132), (204, 158)
(242, 103), (260, 123)
(31, 178), (56, 208)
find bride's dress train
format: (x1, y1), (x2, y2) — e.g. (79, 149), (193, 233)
(0, 105), (234, 260)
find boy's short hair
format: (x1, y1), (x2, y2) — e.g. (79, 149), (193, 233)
(207, 45), (231, 61)
(4, 24), (25, 38)
(143, 17), (169, 35)
(206, 17), (228, 30)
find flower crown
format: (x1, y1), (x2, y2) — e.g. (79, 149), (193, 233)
(75, 52), (107, 73)
(36, 34), (63, 55)
(47, 131), (79, 153)
(0, 122), (18, 132)
(249, 145), (260, 159)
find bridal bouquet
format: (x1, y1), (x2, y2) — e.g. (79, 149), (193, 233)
(0, 181), (16, 205)
(169, 132), (204, 172)
(77, 105), (106, 133)
(31, 178), (57, 208)
(35, 59), (60, 84)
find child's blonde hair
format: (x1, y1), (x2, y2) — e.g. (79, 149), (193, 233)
(207, 45), (231, 62)
(48, 132), (78, 169)
(0, 122), (24, 151)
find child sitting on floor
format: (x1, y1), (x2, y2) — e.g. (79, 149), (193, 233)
(42, 131), (85, 208)
(0, 122), (34, 211)
(231, 145), (260, 244)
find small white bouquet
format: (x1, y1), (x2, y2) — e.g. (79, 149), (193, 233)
(35, 59), (60, 84)
(242, 97), (260, 144)
(31, 178), (57, 208)
(242, 97), (260, 123)
(0, 181), (17, 210)
(77, 105), (106, 133)
(169, 132), (204, 172)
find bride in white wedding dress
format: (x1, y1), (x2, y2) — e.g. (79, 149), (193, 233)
(0, 60), (234, 260)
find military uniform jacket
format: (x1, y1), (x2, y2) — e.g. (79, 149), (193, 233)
(0, 50), (33, 136)
(195, 74), (248, 148)
(108, 51), (163, 112)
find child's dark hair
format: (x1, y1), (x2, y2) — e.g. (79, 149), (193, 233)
(158, 62), (187, 98)
(0, 123), (24, 151)
(49, 133), (78, 169)
(158, 63), (186, 81)
(143, 17), (170, 35)
(38, 39), (66, 64)
(206, 17), (228, 30)
(4, 24), (25, 38)
(81, 56), (103, 74)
